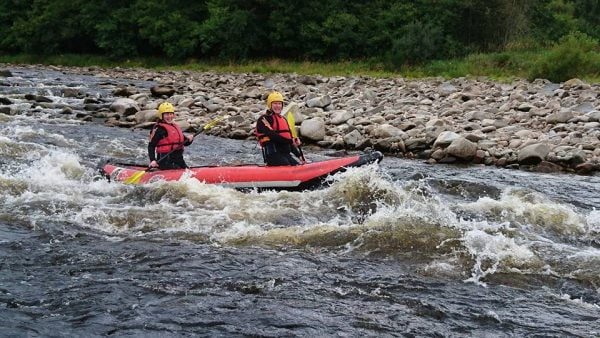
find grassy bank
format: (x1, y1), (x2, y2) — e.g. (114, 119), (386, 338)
(1, 49), (599, 83)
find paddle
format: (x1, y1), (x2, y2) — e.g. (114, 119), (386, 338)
(123, 114), (228, 184)
(286, 110), (306, 163)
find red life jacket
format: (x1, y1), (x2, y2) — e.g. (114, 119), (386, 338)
(255, 112), (292, 146)
(150, 122), (185, 153)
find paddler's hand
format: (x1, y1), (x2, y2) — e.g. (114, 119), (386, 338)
(149, 160), (158, 168)
(293, 137), (302, 146)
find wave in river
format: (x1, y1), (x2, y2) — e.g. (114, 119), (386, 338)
(1, 124), (598, 292)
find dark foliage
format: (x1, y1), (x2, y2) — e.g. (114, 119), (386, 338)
(0, 0), (597, 67)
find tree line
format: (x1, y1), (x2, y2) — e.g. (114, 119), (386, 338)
(0, 0), (598, 66)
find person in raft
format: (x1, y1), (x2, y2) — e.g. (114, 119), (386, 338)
(148, 102), (194, 169)
(255, 91), (304, 166)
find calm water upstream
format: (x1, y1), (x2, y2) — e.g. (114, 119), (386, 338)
(0, 67), (599, 337)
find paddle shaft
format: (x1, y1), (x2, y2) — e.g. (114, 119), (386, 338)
(153, 129), (203, 166)
(124, 116), (226, 184)
(294, 144), (305, 163)
(285, 111), (306, 162)
(152, 115), (227, 167)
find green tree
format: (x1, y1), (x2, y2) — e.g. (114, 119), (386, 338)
(9, 0), (99, 53)
(134, 0), (207, 59)
(321, 12), (361, 59)
(0, 0), (33, 51)
(0, 0), (597, 66)
(268, 0), (333, 59)
(572, 0), (600, 38)
(198, 0), (266, 59)
(389, 20), (445, 66)
(530, 31), (600, 82)
(94, 3), (142, 57)
(530, 0), (581, 43)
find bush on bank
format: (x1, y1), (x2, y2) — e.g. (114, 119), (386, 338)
(529, 32), (600, 82)
(1, 0), (599, 70)
(1, 48), (599, 83)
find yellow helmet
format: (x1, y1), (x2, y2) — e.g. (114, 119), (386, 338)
(267, 91), (284, 110)
(157, 102), (175, 118)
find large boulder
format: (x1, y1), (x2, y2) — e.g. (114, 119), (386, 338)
(306, 95), (331, 108)
(241, 86), (263, 99)
(517, 143), (551, 165)
(150, 85), (176, 97)
(438, 82), (458, 96)
(110, 98), (140, 116)
(229, 129), (250, 139)
(562, 78), (589, 89)
(300, 118), (325, 141)
(134, 109), (159, 124)
(433, 131), (461, 148)
(62, 88), (82, 98)
(404, 137), (429, 152)
(343, 129), (365, 148)
(112, 87), (136, 97)
(586, 111), (600, 122)
(546, 111), (573, 124)
(174, 119), (192, 132)
(297, 75), (318, 85)
(283, 102), (304, 124)
(329, 110), (354, 125)
(372, 124), (406, 139)
(446, 137), (477, 160)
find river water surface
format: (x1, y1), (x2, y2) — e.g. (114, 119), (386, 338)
(0, 67), (599, 337)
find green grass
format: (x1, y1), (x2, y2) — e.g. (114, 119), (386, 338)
(167, 59), (394, 78)
(1, 51), (599, 83)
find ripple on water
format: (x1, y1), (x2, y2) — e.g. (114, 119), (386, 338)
(1, 67), (599, 335)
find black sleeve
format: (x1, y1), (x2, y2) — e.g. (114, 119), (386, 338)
(256, 115), (293, 145)
(148, 127), (167, 161)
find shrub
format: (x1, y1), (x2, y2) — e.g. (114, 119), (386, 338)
(529, 31), (600, 82)
(388, 20), (445, 67)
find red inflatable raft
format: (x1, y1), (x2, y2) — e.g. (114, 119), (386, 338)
(99, 151), (383, 191)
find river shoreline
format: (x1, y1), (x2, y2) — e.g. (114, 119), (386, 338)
(1, 63), (599, 175)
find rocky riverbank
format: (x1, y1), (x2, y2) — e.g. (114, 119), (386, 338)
(1, 64), (599, 174)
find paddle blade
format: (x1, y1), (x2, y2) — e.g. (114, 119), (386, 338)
(192, 114), (229, 138)
(286, 111), (298, 138)
(123, 170), (146, 184)
(203, 115), (227, 130)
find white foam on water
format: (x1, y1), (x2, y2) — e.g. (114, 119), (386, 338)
(483, 310), (502, 323)
(0, 126), (130, 234)
(62, 165), (395, 245)
(547, 289), (600, 309)
(210, 221), (266, 243)
(586, 209), (600, 236)
(460, 188), (587, 236)
(111, 139), (147, 159)
(2, 121), (598, 289)
(18, 127), (77, 147)
(0, 126), (53, 159)
(446, 187), (600, 285)
(19, 150), (86, 186)
(70, 205), (130, 234)
(461, 229), (538, 286)
(422, 259), (464, 278)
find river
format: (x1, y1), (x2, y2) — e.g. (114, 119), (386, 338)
(0, 66), (599, 336)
